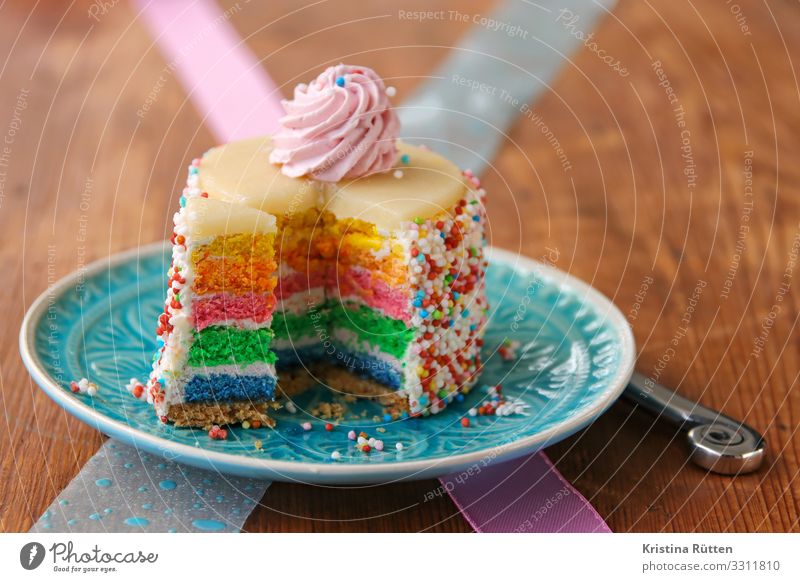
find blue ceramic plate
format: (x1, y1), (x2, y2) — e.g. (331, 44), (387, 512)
(20, 243), (634, 484)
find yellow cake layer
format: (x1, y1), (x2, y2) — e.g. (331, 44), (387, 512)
(185, 196), (276, 239)
(191, 233), (278, 295)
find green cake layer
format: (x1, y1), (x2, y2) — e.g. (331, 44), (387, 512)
(188, 326), (276, 367)
(271, 309), (319, 340)
(272, 301), (414, 359)
(328, 302), (414, 359)
(188, 301), (414, 369)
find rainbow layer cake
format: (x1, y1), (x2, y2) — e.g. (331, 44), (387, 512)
(144, 65), (488, 428)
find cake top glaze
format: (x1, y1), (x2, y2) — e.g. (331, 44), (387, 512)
(328, 142), (465, 227)
(268, 64), (399, 182)
(184, 196), (276, 240)
(198, 136), (323, 216)
(197, 137), (468, 231)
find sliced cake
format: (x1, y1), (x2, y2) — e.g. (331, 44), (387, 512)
(145, 65), (488, 428)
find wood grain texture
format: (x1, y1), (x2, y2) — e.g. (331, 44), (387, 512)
(1, 0), (798, 532)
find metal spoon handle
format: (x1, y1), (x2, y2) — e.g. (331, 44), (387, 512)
(623, 372), (766, 475)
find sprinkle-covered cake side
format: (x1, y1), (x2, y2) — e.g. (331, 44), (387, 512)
(146, 162), (280, 429)
(395, 179), (488, 416)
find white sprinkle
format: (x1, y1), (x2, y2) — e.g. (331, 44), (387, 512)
(468, 408), (478, 417)
(74, 377), (99, 396)
(347, 430), (357, 440)
(393, 169), (403, 179)
(331, 451), (341, 461)
(395, 442), (404, 451)
(301, 422), (312, 431)
(357, 436), (367, 445)
(374, 440), (384, 451)
(386, 86), (397, 97)
(285, 401), (298, 414)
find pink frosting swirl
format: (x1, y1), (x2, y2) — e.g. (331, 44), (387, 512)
(269, 64), (399, 182)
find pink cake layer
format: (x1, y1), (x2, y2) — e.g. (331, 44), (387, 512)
(275, 270), (328, 300)
(334, 266), (411, 321)
(277, 266), (411, 322)
(192, 292), (277, 330)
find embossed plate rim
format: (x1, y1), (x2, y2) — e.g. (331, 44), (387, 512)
(20, 242), (635, 484)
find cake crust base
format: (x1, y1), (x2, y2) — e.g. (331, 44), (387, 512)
(167, 401), (276, 430)
(168, 365), (412, 429)
(278, 363), (410, 411)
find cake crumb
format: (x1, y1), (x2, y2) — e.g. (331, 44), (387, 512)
(310, 401), (344, 421)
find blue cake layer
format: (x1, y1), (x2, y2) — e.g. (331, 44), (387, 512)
(183, 374), (277, 403)
(331, 349), (404, 389)
(273, 345), (325, 369)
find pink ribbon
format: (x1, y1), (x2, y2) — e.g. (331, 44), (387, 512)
(134, 0), (610, 533)
(133, 0), (284, 142)
(441, 453), (610, 532)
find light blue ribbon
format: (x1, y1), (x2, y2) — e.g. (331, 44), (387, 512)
(401, 0), (614, 174)
(32, 441), (267, 532)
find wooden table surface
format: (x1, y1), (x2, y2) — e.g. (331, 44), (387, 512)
(1, 0), (799, 532)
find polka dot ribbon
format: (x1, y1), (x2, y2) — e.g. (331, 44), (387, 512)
(34, 0), (614, 533)
(32, 441), (266, 532)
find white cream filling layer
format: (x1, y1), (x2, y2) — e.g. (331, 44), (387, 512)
(186, 362), (277, 378)
(330, 328), (404, 370)
(277, 287), (325, 314)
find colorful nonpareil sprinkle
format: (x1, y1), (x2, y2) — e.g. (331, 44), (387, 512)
(355, 431), (376, 453)
(208, 425), (228, 440)
(71, 378), (99, 396)
(126, 378), (146, 401)
(474, 385), (530, 417)
(498, 338), (521, 361)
